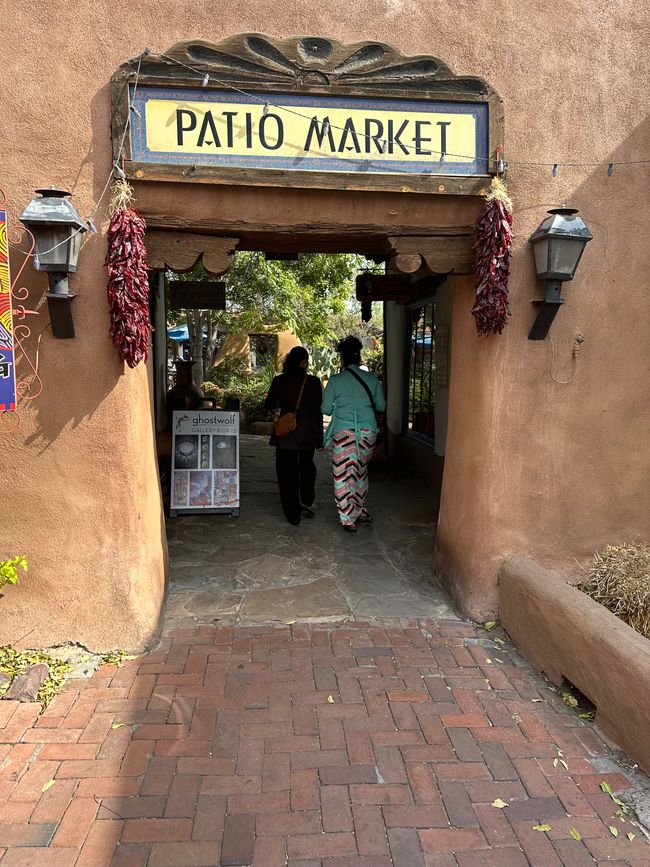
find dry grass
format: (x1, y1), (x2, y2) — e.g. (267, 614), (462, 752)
(579, 543), (650, 639)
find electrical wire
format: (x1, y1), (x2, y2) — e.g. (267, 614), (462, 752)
(157, 53), (649, 171)
(16, 44), (649, 263)
(17, 51), (147, 260)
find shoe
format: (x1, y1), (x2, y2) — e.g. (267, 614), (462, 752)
(342, 523), (357, 533)
(301, 506), (315, 519)
(357, 512), (373, 524)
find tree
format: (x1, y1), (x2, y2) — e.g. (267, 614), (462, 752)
(167, 252), (376, 384)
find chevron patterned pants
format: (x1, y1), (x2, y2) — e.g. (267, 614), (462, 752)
(332, 429), (377, 526)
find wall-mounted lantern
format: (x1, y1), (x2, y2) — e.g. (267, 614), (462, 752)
(19, 188), (87, 339)
(527, 207), (592, 340)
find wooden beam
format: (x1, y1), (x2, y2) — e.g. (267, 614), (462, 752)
(388, 235), (474, 275)
(146, 232), (238, 276)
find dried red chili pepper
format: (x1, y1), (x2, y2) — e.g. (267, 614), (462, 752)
(105, 199), (150, 368)
(472, 178), (513, 336)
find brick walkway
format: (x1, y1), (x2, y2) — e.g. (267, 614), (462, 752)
(0, 620), (648, 866)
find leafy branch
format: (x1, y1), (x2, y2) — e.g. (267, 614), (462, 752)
(0, 556), (28, 591)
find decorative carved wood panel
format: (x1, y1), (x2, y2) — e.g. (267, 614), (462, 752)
(145, 232), (237, 276)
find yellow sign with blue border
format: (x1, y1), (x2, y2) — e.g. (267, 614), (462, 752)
(130, 87), (489, 177)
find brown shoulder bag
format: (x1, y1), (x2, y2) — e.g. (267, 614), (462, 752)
(273, 376), (307, 437)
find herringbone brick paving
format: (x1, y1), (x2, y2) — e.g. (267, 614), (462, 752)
(0, 620), (648, 866)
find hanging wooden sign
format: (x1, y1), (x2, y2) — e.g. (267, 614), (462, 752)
(355, 273), (412, 301)
(169, 280), (226, 309)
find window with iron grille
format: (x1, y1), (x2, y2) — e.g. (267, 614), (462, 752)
(404, 298), (436, 446)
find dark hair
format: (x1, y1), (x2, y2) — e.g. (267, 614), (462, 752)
(336, 335), (362, 368)
(283, 345), (309, 375)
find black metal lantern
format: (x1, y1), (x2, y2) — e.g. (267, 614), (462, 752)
(19, 188), (87, 339)
(527, 207), (592, 340)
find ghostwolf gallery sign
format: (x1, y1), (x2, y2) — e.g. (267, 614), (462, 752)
(171, 410), (240, 516)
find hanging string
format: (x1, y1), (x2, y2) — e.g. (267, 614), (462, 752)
(15, 50), (147, 260)
(13, 44), (648, 263)
(157, 52), (649, 172)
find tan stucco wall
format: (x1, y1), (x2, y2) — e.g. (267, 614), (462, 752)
(2, 2), (649, 645)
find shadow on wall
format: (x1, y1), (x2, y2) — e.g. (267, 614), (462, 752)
(435, 115), (650, 619)
(19, 83), (145, 451)
(515, 113), (650, 567)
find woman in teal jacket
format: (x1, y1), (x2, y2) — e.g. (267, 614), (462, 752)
(321, 336), (386, 532)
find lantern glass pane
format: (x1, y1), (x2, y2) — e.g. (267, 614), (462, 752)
(68, 230), (83, 271)
(34, 228), (69, 268)
(533, 238), (549, 277)
(548, 237), (582, 278)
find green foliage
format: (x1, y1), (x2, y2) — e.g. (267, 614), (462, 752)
(229, 368), (277, 421)
(309, 344), (340, 381)
(204, 355), (275, 421)
(207, 355), (250, 390)
(223, 252), (365, 346)
(0, 556), (27, 591)
(169, 253), (372, 352)
(328, 305), (384, 345)
(200, 381), (224, 402)
(99, 650), (135, 667)
(0, 646), (71, 708)
(364, 348), (384, 378)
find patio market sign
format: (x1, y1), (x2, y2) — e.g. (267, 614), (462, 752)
(113, 36), (503, 195)
(130, 88), (488, 176)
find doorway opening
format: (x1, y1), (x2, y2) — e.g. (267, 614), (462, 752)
(149, 243), (460, 630)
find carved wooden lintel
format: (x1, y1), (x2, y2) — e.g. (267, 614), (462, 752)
(387, 235), (474, 275)
(145, 232), (238, 276)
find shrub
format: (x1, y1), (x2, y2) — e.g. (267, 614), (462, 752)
(0, 557), (27, 592)
(364, 348), (384, 378)
(579, 543), (650, 638)
(200, 381), (224, 402)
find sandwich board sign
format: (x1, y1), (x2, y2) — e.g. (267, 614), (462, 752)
(170, 410), (239, 516)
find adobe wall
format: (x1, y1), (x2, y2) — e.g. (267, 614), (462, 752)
(500, 557), (650, 775)
(2, 2), (649, 646)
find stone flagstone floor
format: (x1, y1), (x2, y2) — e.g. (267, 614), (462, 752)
(165, 435), (456, 630)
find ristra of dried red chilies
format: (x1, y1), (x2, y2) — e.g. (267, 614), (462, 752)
(472, 177), (513, 336)
(105, 180), (151, 368)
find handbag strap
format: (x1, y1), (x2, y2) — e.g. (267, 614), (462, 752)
(345, 367), (376, 414)
(294, 375), (308, 413)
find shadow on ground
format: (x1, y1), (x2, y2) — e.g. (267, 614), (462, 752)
(165, 436), (456, 630)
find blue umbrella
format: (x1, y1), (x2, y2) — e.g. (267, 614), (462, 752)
(167, 324), (209, 342)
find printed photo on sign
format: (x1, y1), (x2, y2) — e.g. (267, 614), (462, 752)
(213, 471), (238, 507)
(175, 435), (199, 469)
(189, 470), (213, 507)
(172, 471), (189, 507)
(212, 434), (237, 469)
(200, 435), (211, 468)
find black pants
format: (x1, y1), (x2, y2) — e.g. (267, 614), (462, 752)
(275, 448), (316, 525)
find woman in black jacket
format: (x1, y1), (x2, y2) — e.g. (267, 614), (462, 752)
(265, 346), (323, 525)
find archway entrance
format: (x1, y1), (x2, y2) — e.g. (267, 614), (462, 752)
(145, 225), (474, 629)
(112, 34), (502, 620)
